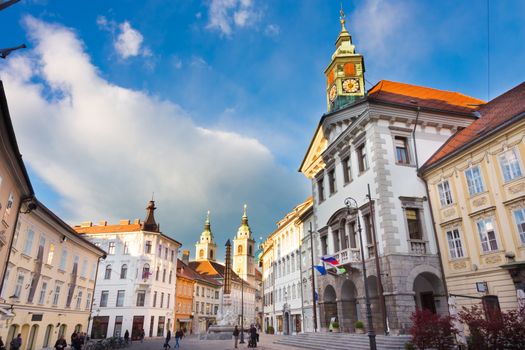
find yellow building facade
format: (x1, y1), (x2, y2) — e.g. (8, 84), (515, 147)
(1, 200), (105, 349)
(421, 82), (525, 312)
(174, 255), (195, 333)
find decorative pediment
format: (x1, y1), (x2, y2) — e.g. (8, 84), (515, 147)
(300, 125), (328, 179)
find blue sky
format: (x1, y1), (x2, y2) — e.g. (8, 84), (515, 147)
(1, 0), (524, 259)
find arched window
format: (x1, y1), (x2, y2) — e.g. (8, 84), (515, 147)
(248, 245), (252, 255)
(142, 264), (150, 279)
(120, 264), (127, 279)
(104, 265), (112, 279)
(199, 249), (204, 258)
(210, 250), (214, 259)
(238, 245), (243, 254)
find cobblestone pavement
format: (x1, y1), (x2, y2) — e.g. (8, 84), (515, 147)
(126, 334), (288, 350)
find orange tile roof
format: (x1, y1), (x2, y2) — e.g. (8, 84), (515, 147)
(368, 80), (485, 114)
(74, 223), (142, 234)
(422, 81), (525, 171)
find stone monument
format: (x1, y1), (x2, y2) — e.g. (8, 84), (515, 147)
(201, 239), (237, 340)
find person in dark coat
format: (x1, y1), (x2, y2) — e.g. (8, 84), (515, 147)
(249, 325), (257, 348)
(233, 326), (240, 349)
(140, 329), (145, 343)
(124, 330), (130, 345)
(54, 335), (67, 350)
(9, 334), (22, 350)
(174, 329), (184, 348)
(164, 330), (171, 349)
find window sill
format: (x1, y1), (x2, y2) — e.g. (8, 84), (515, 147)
(358, 169), (369, 176)
(480, 249), (503, 256)
(469, 190), (489, 199)
(395, 162), (416, 168)
(448, 256), (469, 262)
(503, 176), (525, 186)
(328, 191), (337, 198)
(57, 269), (66, 274)
(440, 203), (455, 209)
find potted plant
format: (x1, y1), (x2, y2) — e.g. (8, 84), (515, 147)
(331, 321), (340, 333)
(355, 320), (365, 334)
(266, 326), (275, 334)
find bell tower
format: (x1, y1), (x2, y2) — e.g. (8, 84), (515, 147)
(195, 211), (217, 262)
(233, 205), (255, 286)
(325, 6), (366, 112)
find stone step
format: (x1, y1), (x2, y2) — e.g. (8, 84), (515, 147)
(273, 333), (411, 350)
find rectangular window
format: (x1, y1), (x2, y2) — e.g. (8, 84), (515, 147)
(162, 269), (166, 283)
(446, 228), (464, 259)
(320, 235), (328, 256)
(158, 244), (162, 256)
(12, 220), (21, 247)
(108, 242), (116, 255)
(136, 290), (146, 306)
(90, 263), (97, 280)
(53, 285), (61, 306)
(342, 156), (351, 184)
(512, 208), (525, 245)
(81, 259), (88, 278)
(114, 316), (123, 337)
(145, 241), (152, 254)
(395, 136), (410, 164)
(100, 290), (109, 307)
(438, 181), (453, 207)
(39, 281), (48, 304)
(499, 148), (523, 182)
(23, 229), (35, 255)
(59, 250), (68, 271)
(0, 267), (10, 298)
(165, 247), (168, 259)
(86, 292), (92, 309)
(167, 293), (170, 309)
(160, 292), (164, 308)
(215, 291), (219, 299)
(73, 255), (79, 274)
(171, 250), (175, 262)
(47, 244), (55, 265)
(465, 166), (485, 196)
(123, 242), (129, 255)
(357, 143), (368, 172)
(196, 286), (199, 296)
(76, 290), (83, 309)
(406, 208), (422, 240)
(477, 218), (499, 253)
(328, 169), (336, 195)
(3, 192), (14, 221)
(153, 291), (157, 307)
(317, 177), (325, 202)
(14, 273), (25, 298)
(116, 290), (125, 307)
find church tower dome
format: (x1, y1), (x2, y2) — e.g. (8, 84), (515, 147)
(195, 211), (217, 261)
(233, 204), (256, 286)
(325, 5), (366, 112)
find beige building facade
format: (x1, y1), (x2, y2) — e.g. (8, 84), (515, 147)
(0, 200), (105, 349)
(421, 82), (525, 312)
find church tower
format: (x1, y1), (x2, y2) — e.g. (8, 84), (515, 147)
(233, 205), (255, 286)
(325, 6), (366, 112)
(195, 211), (217, 262)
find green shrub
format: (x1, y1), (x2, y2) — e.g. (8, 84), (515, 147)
(332, 321), (339, 328)
(355, 320), (364, 329)
(266, 326), (275, 334)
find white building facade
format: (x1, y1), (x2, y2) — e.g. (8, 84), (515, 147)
(300, 16), (484, 334)
(261, 198), (313, 335)
(75, 201), (181, 340)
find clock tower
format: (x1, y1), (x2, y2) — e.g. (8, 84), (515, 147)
(325, 7), (366, 112)
(195, 211), (217, 262)
(233, 205), (256, 287)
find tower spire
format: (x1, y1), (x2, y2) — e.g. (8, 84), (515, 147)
(142, 200), (159, 232)
(340, 3), (347, 32)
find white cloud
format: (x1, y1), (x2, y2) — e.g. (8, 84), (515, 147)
(206, 0), (259, 35)
(1, 16), (303, 248)
(115, 21), (144, 59)
(97, 16), (151, 59)
(352, 0), (425, 73)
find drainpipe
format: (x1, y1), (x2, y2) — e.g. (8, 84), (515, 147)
(86, 254), (106, 340)
(412, 105), (421, 169)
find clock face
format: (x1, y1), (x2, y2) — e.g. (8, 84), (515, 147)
(329, 85), (337, 102)
(342, 78), (360, 93)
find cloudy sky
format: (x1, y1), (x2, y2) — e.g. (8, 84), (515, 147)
(1, 0), (525, 259)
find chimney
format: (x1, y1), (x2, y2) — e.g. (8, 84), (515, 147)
(99, 220), (107, 226)
(133, 219), (141, 225)
(80, 221), (92, 228)
(182, 250), (190, 265)
(119, 219), (130, 225)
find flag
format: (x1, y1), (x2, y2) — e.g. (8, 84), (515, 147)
(336, 267), (346, 275)
(314, 265), (327, 275)
(321, 255), (339, 266)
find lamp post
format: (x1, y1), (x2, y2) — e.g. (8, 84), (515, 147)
(344, 197), (377, 350)
(239, 278), (245, 344)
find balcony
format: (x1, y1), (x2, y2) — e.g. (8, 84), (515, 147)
(409, 239), (427, 254)
(333, 247), (361, 265)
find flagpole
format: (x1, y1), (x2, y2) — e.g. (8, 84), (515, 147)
(309, 222), (318, 333)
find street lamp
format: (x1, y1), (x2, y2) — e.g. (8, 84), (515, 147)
(239, 278), (245, 344)
(344, 197), (377, 350)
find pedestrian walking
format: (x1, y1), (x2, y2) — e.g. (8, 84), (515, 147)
(71, 333), (82, 350)
(174, 329), (183, 348)
(249, 325), (257, 348)
(53, 335), (67, 350)
(9, 334), (22, 350)
(163, 330), (171, 349)
(233, 326), (240, 349)
(124, 330), (130, 345)
(140, 329), (145, 343)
